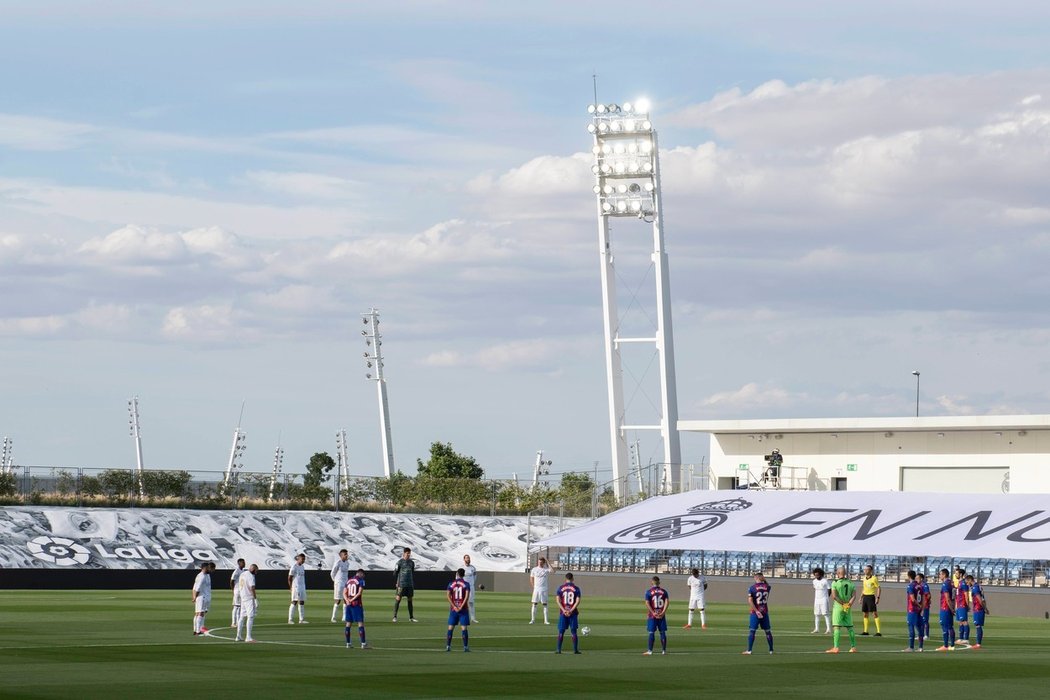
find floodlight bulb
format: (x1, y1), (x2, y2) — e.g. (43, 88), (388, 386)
(628, 183), (641, 194)
(591, 165), (601, 174)
(627, 143), (638, 154)
(624, 119), (636, 131)
(608, 103), (619, 113)
(597, 122), (609, 133)
(601, 143), (612, 155)
(614, 143), (625, 154)
(596, 104), (607, 114)
(601, 164), (612, 174)
(641, 141), (653, 154)
(586, 124), (596, 134)
(613, 162), (626, 174)
(641, 162), (653, 173)
(627, 162), (639, 173)
(602, 202), (613, 212)
(602, 184), (613, 194)
(634, 98), (651, 114)
(592, 185), (601, 194)
(623, 101), (633, 112)
(644, 182), (655, 192)
(587, 104), (596, 114)
(641, 120), (652, 130)
(610, 120), (623, 132)
(591, 145), (601, 155)
(617, 184), (628, 194)
(630, 201), (642, 212)
(616, 201), (628, 212)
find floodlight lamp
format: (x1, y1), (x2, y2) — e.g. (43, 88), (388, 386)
(607, 103), (620, 113)
(630, 201), (642, 212)
(366, 373), (372, 379)
(592, 185), (601, 194)
(363, 352), (369, 358)
(360, 330), (367, 335)
(634, 98), (651, 114)
(644, 182), (655, 192)
(614, 162), (626, 174)
(591, 146), (601, 155)
(596, 104), (607, 113)
(616, 201), (628, 212)
(627, 162), (639, 174)
(622, 101), (633, 112)
(602, 184), (613, 194)
(601, 143), (612, 155)
(610, 120), (623, 132)
(641, 120), (652, 130)
(602, 202), (613, 212)
(613, 143), (625, 154)
(597, 122), (609, 133)
(600, 164), (612, 174)
(362, 318), (368, 324)
(627, 143), (638, 154)
(586, 123), (597, 134)
(591, 165), (601, 174)
(616, 184), (628, 194)
(641, 162), (653, 173)
(628, 183), (641, 194)
(366, 361), (373, 368)
(365, 339), (372, 346)
(624, 119), (636, 131)
(640, 141), (653, 154)
(587, 104), (596, 114)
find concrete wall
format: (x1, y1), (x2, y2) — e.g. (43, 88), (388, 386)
(488, 571), (1050, 619)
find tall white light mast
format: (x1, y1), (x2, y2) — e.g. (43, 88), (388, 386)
(336, 429), (351, 491)
(587, 98), (682, 499)
(362, 308), (395, 477)
(126, 397), (145, 498)
(1, 436), (13, 474)
(222, 403), (247, 492)
(268, 438), (284, 501)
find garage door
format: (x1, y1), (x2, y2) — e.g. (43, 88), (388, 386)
(900, 466), (1009, 494)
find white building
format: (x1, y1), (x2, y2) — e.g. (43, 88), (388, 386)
(679, 415), (1050, 494)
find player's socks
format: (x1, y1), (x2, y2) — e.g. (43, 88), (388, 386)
(530, 605), (536, 623)
(572, 632), (578, 653)
(942, 628), (950, 646)
(393, 599), (401, 618)
(875, 618), (881, 634)
(700, 610), (706, 627)
(765, 631), (773, 652)
(813, 614), (820, 631)
(688, 610), (694, 626)
(288, 604), (295, 623)
(446, 629), (454, 647)
(863, 618), (869, 633)
(648, 632), (656, 652)
(833, 628), (841, 648)
(245, 617), (254, 641)
(747, 630), (756, 652)
(976, 626), (983, 645)
(345, 627), (352, 644)
(461, 629), (468, 649)
(556, 632), (564, 652)
(331, 603), (339, 622)
(359, 626), (367, 646)
(543, 606), (549, 624)
(949, 627), (956, 645)
(847, 629), (856, 648)
(660, 633), (667, 652)
(908, 624), (915, 648)
(407, 599), (415, 620)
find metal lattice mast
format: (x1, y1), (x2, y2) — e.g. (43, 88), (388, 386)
(126, 397), (145, 498)
(336, 429), (351, 491)
(1, 437), (12, 473)
(362, 308), (395, 477)
(587, 98), (682, 499)
(222, 403), (247, 491)
(268, 440), (284, 500)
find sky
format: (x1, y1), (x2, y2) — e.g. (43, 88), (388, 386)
(3, 1), (1050, 482)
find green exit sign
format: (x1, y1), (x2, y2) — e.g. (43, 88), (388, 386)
(738, 463), (749, 471)
(846, 463), (858, 472)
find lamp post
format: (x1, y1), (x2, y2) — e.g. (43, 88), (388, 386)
(362, 308), (395, 477)
(587, 98), (682, 501)
(126, 397), (145, 498)
(268, 442), (284, 501)
(1, 437), (12, 474)
(222, 403), (247, 494)
(912, 370), (921, 417)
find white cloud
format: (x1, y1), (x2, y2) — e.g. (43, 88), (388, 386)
(0, 315), (67, 336)
(242, 170), (364, 201)
(161, 304), (247, 342)
(79, 225), (189, 263)
(0, 113), (97, 151)
(700, 383), (795, 411)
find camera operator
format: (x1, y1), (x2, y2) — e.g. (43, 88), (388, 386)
(762, 449), (783, 486)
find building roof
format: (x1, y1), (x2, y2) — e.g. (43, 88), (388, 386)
(678, 415), (1050, 434)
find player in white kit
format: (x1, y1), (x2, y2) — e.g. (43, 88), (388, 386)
(230, 558), (246, 627)
(192, 562), (213, 636)
(684, 568), (707, 629)
(529, 556), (554, 625)
(288, 553), (308, 624)
(330, 549), (350, 623)
(811, 567), (831, 633)
(236, 563), (258, 642)
(462, 554), (478, 622)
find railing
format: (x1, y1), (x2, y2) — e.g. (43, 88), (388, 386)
(546, 547), (1049, 588)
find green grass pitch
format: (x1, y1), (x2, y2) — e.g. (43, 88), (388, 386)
(2, 589), (1048, 699)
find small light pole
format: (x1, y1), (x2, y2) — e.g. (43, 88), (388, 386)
(912, 370), (921, 417)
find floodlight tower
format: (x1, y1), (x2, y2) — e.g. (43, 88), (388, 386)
(587, 99), (682, 500)
(222, 404), (247, 491)
(268, 440), (284, 500)
(1, 437), (12, 474)
(336, 429), (351, 490)
(532, 450), (553, 488)
(126, 397), (145, 498)
(362, 308), (395, 477)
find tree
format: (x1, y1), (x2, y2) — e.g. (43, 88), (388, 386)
(559, 472), (596, 515)
(304, 452), (336, 490)
(416, 442), (483, 480)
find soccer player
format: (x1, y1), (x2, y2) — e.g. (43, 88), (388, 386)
(644, 576), (670, 655)
(955, 573), (971, 646)
(966, 574), (987, 648)
(446, 568), (471, 652)
(936, 568), (957, 651)
(331, 549), (350, 623)
(192, 562), (212, 635)
(683, 568), (707, 629)
(917, 571), (932, 640)
(743, 572), (774, 655)
(343, 568), (368, 649)
(555, 572), (581, 654)
(463, 554), (479, 622)
(826, 565), (857, 654)
(230, 558), (246, 628)
(860, 564), (882, 636)
(236, 563), (259, 642)
(812, 567), (831, 634)
(529, 556), (555, 625)
(288, 552), (308, 624)
(902, 569), (924, 652)
(393, 548), (418, 623)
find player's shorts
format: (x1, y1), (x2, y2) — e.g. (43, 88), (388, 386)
(557, 612), (579, 633)
(861, 595), (878, 613)
(814, 598), (829, 615)
(464, 581), (476, 600)
(939, 610), (954, 629)
(344, 605), (365, 623)
(194, 595), (211, 613)
(447, 609), (470, 627)
(241, 599), (257, 618)
(689, 594), (706, 610)
(972, 610), (985, 626)
(333, 581), (347, 600)
(396, 586), (414, 598)
(832, 605), (853, 628)
(749, 612), (771, 631)
(955, 607), (969, 623)
(531, 588), (548, 604)
(906, 611), (921, 628)
(647, 617), (668, 633)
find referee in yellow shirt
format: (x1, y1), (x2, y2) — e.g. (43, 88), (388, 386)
(860, 565), (881, 636)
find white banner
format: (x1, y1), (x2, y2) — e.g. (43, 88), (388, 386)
(538, 491), (1050, 558)
(0, 505), (573, 571)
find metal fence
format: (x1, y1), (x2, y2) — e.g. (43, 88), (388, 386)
(545, 547), (1050, 588)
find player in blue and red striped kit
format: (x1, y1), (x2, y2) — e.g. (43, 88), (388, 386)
(917, 572), (931, 641)
(966, 574), (987, 648)
(555, 573), (582, 654)
(445, 569), (471, 652)
(936, 568), (956, 651)
(743, 572), (774, 655)
(902, 570), (924, 652)
(643, 576), (670, 656)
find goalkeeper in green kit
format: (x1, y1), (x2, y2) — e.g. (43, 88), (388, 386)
(826, 565), (857, 654)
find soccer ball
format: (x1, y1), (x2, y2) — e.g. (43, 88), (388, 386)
(581, 626), (591, 636)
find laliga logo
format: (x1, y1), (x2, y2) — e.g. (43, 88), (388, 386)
(27, 535), (91, 566)
(607, 498), (752, 544)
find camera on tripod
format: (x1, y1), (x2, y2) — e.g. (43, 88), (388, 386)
(764, 449), (783, 467)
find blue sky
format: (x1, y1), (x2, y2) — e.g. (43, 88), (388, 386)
(3, 1), (1050, 481)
